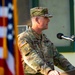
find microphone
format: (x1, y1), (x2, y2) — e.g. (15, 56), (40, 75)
(57, 33), (74, 41)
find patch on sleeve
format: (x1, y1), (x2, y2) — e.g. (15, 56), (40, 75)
(20, 40), (27, 47)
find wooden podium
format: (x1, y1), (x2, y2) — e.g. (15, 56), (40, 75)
(60, 70), (75, 75)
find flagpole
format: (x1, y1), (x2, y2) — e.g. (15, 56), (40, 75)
(13, 0), (19, 75)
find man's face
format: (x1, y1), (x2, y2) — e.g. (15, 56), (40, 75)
(37, 16), (50, 30)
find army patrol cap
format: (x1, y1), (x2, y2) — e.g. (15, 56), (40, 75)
(30, 7), (53, 18)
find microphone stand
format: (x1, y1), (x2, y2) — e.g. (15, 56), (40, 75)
(71, 35), (75, 42)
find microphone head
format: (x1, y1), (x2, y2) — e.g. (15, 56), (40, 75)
(57, 33), (64, 39)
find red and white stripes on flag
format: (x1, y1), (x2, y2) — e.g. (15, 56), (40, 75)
(0, 0), (24, 75)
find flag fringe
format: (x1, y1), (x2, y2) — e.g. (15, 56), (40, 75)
(0, 67), (4, 75)
(3, 37), (8, 59)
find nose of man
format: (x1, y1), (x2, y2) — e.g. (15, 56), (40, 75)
(48, 18), (50, 22)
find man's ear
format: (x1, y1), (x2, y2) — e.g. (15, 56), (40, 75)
(35, 17), (40, 24)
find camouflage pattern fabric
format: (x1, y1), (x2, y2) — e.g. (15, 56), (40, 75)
(18, 27), (75, 75)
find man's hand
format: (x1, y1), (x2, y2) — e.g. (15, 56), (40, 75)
(48, 70), (60, 75)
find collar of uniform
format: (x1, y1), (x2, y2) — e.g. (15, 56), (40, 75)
(29, 27), (42, 40)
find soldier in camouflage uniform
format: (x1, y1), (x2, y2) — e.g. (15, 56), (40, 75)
(18, 7), (75, 75)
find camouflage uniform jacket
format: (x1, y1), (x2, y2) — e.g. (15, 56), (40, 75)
(18, 27), (75, 75)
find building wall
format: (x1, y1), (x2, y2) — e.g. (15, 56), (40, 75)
(56, 0), (75, 71)
(17, 0), (31, 25)
(62, 0), (75, 66)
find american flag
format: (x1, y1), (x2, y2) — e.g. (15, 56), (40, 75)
(0, 0), (24, 75)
